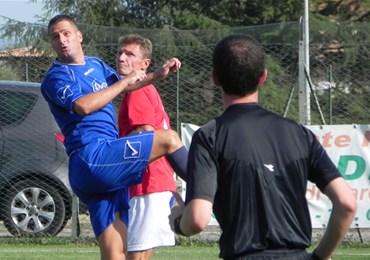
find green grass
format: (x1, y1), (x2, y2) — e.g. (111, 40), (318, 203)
(0, 238), (368, 259)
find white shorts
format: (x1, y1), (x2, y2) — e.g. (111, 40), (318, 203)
(128, 191), (175, 251)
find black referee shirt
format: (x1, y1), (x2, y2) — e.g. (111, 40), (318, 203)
(186, 103), (341, 259)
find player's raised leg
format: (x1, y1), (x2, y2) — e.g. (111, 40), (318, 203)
(150, 129), (188, 181)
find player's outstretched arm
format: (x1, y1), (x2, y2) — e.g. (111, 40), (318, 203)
(73, 58), (181, 115)
(73, 70), (146, 115)
(123, 58), (181, 93)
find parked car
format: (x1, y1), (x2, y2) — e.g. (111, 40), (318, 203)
(0, 80), (83, 237)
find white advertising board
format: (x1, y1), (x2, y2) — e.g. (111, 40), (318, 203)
(181, 123), (370, 228)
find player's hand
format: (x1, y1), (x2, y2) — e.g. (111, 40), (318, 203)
(153, 58), (181, 80)
(172, 191), (185, 208)
(125, 69), (147, 85)
(164, 57), (181, 73)
(169, 192), (185, 232)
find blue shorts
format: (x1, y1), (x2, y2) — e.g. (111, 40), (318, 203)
(87, 189), (129, 239)
(68, 132), (153, 237)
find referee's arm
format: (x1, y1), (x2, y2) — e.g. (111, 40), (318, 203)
(313, 177), (357, 259)
(174, 198), (212, 236)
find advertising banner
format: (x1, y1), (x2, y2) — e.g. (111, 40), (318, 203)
(181, 123), (370, 228)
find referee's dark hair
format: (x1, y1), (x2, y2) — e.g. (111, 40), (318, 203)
(212, 34), (266, 96)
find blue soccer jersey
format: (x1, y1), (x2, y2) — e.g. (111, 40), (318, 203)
(41, 56), (121, 155)
(41, 56), (154, 238)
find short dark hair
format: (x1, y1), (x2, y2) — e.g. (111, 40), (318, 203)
(48, 14), (78, 34)
(117, 34), (153, 59)
(212, 34), (266, 96)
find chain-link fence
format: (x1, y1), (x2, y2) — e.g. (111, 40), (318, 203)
(0, 21), (369, 239)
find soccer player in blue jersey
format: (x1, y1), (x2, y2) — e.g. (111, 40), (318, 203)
(41, 14), (187, 260)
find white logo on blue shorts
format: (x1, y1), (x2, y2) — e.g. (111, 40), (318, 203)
(124, 140), (141, 158)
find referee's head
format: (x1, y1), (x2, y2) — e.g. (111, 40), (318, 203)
(212, 34), (267, 97)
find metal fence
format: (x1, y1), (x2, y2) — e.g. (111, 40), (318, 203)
(0, 21), (369, 239)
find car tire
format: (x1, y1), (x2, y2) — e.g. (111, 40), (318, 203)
(2, 179), (66, 237)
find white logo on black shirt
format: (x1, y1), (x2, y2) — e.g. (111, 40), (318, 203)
(264, 164), (274, 172)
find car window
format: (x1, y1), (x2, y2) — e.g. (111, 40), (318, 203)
(0, 90), (37, 127)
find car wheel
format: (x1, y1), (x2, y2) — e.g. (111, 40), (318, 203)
(3, 179), (66, 237)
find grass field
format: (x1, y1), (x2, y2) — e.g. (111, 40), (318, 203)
(0, 238), (369, 259)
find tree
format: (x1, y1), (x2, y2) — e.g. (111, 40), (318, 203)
(2, 1), (368, 45)
(0, 0), (368, 125)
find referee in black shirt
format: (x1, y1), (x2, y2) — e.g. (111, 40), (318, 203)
(169, 34), (356, 260)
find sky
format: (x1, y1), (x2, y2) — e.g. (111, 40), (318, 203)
(0, 0), (44, 48)
(0, 0), (44, 23)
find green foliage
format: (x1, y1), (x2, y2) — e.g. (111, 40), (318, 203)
(0, 1), (368, 125)
(310, 0), (370, 22)
(1, 20), (47, 48)
(31, 0), (126, 26)
(174, 11), (226, 30)
(0, 63), (22, 81)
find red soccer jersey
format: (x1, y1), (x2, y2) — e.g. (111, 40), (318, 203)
(118, 84), (176, 198)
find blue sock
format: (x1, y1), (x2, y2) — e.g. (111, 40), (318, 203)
(166, 146), (188, 182)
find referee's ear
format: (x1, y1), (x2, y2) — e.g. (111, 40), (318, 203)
(258, 69), (268, 86)
(212, 70), (220, 86)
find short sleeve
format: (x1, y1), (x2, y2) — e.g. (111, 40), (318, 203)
(305, 127), (342, 191)
(41, 72), (83, 111)
(185, 121), (218, 204)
